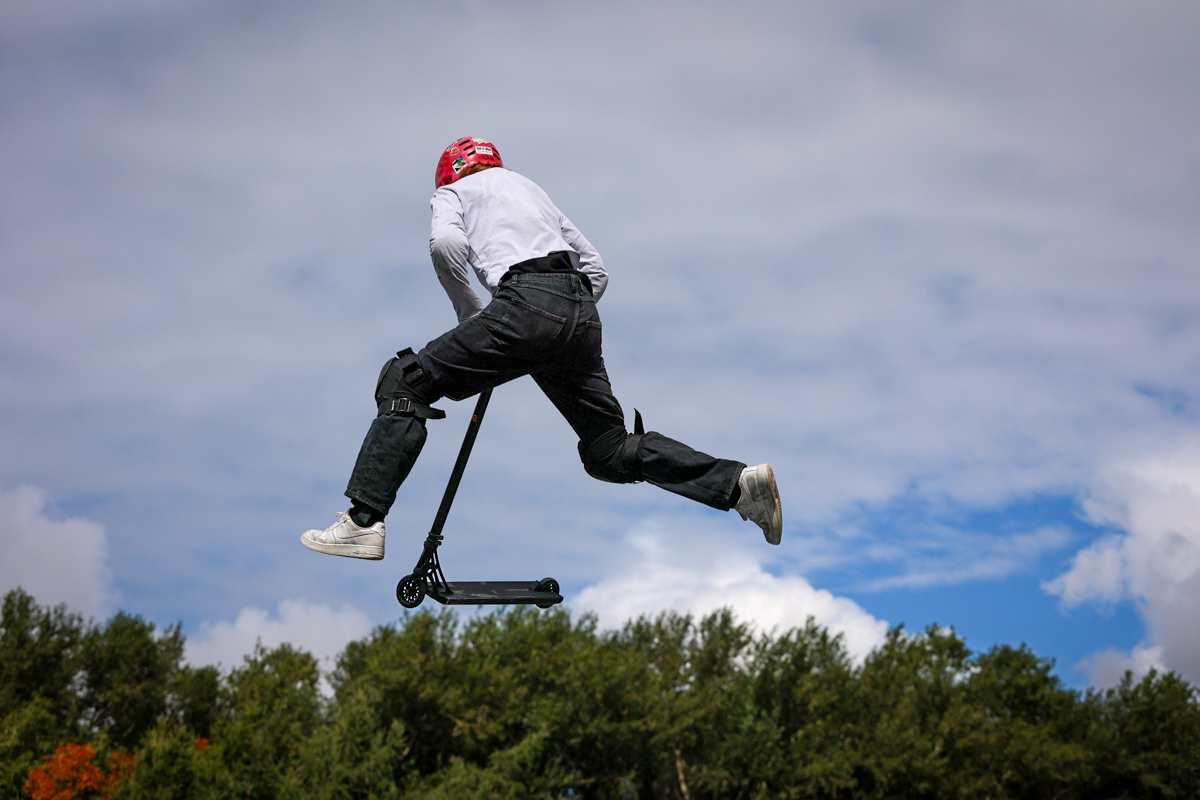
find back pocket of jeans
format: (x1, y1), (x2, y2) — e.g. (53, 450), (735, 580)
(511, 296), (567, 325)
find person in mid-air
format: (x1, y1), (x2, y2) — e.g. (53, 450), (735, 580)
(302, 136), (782, 559)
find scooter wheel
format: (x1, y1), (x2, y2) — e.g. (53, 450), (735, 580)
(396, 575), (426, 608)
(534, 577), (559, 609)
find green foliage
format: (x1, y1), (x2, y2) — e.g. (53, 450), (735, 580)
(0, 589), (84, 731)
(3, 586), (1200, 800)
(1083, 669), (1200, 798)
(1, 589), (87, 799)
(210, 643), (322, 800)
(78, 613), (187, 749)
(0, 700), (63, 799)
(166, 665), (222, 741)
(112, 724), (220, 800)
(284, 689), (409, 800)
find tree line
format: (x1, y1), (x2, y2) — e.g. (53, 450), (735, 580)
(2, 586), (1198, 799)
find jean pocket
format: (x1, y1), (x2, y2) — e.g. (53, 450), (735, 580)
(581, 318), (603, 346)
(478, 294), (568, 350)
(510, 296), (568, 325)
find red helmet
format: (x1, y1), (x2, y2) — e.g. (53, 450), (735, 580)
(435, 136), (504, 188)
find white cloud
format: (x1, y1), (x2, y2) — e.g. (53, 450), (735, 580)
(184, 598), (373, 672)
(571, 518), (889, 663)
(1046, 442), (1200, 684)
(1076, 645), (1164, 689)
(0, 486), (113, 617)
(862, 525), (1072, 591)
(1042, 536), (1126, 606)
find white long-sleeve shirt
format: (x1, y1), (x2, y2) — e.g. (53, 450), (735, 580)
(429, 168), (608, 322)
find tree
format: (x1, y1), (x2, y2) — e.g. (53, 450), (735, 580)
(209, 643), (322, 800)
(165, 665), (222, 741)
(0, 589), (84, 730)
(6, 589), (1200, 800)
(23, 743), (133, 800)
(77, 613), (186, 750)
(1084, 669), (1200, 799)
(0, 589), (86, 796)
(750, 617), (857, 798)
(111, 724), (221, 800)
(954, 644), (1088, 799)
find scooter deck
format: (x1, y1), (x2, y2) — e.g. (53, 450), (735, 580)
(427, 581), (563, 606)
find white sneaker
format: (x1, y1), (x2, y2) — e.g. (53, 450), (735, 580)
(301, 512), (385, 560)
(735, 464), (782, 545)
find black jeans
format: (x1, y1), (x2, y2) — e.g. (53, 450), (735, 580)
(345, 270), (745, 516)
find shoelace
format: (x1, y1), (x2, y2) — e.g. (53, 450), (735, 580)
(326, 511), (352, 536)
(333, 510), (373, 533)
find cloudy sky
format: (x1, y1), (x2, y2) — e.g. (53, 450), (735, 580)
(2, 1), (1199, 687)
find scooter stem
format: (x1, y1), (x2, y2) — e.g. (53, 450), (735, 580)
(428, 388), (492, 539)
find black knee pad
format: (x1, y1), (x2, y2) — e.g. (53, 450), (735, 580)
(375, 348), (445, 419)
(579, 426), (644, 484)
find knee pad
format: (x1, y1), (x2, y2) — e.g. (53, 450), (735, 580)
(375, 348), (445, 419)
(579, 424), (644, 484)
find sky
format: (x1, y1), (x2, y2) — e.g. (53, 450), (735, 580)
(2, 1), (1199, 689)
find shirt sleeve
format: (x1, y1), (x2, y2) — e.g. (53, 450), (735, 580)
(560, 214), (608, 301)
(430, 188), (486, 322)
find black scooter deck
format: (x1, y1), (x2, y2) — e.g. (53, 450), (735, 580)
(427, 581), (563, 606)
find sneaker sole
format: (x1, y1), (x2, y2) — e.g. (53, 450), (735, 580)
(300, 532), (384, 561)
(759, 464), (782, 545)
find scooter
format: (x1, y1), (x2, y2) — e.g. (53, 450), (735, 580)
(395, 388), (562, 609)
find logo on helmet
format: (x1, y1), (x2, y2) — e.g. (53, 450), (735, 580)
(436, 136), (502, 188)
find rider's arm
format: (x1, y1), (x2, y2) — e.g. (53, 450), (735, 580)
(430, 188), (486, 322)
(560, 214), (608, 301)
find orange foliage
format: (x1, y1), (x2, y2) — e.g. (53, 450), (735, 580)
(194, 738), (210, 751)
(24, 744), (135, 800)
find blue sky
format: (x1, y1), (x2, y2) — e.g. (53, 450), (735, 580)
(2, 1), (1199, 688)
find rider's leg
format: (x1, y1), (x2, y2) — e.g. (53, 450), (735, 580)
(314, 273), (598, 558)
(534, 367), (746, 511)
(343, 276), (567, 516)
(514, 275), (746, 510)
(344, 349), (443, 517)
(535, 363), (780, 541)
